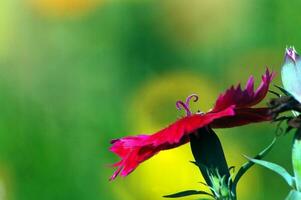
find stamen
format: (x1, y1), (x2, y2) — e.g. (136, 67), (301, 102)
(176, 101), (191, 116)
(176, 94), (199, 116)
(185, 94), (199, 107)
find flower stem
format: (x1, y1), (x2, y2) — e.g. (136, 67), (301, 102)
(292, 128), (301, 191)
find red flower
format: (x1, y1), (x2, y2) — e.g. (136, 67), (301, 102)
(109, 69), (275, 180)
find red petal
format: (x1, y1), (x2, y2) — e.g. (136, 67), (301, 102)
(212, 69), (275, 112)
(211, 107), (272, 128)
(109, 106), (235, 180)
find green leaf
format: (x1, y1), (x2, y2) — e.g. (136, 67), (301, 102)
(274, 84), (291, 96)
(233, 138), (276, 188)
(246, 156), (295, 188)
(190, 127), (230, 188)
(285, 190), (301, 200)
(163, 190), (213, 198)
(292, 128), (301, 191)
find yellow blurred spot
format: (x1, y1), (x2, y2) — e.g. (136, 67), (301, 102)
(114, 144), (209, 200)
(29, 0), (103, 17)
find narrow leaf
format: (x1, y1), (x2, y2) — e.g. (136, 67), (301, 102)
(163, 190), (213, 198)
(268, 90), (281, 97)
(285, 190), (301, 200)
(233, 137), (276, 187)
(246, 156), (295, 188)
(274, 84), (291, 96)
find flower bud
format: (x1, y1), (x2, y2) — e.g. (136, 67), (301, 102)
(281, 47), (301, 103)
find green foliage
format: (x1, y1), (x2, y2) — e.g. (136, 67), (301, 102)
(207, 169), (235, 200)
(246, 157), (295, 188)
(232, 137), (277, 190)
(246, 128), (301, 198)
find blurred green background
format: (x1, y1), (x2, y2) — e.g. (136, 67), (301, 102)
(0, 0), (300, 199)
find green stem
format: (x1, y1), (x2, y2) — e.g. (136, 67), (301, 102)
(292, 128), (301, 191)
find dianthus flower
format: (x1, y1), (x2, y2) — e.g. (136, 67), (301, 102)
(109, 69), (274, 180)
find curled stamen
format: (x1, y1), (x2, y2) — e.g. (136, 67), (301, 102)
(176, 101), (191, 116)
(176, 94), (199, 116)
(185, 94), (199, 106)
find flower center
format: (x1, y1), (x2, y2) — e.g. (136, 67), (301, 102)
(176, 94), (199, 116)
(286, 47), (297, 63)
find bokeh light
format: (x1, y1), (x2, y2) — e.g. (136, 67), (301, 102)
(28, 0), (103, 17)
